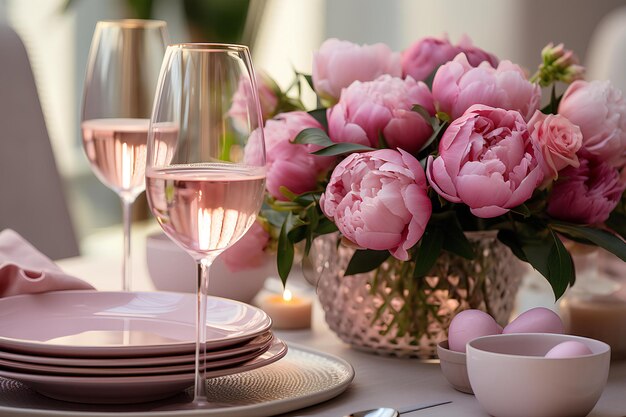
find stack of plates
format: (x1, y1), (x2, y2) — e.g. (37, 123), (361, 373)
(0, 291), (287, 404)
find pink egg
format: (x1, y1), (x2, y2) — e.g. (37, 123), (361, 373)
(448, 309), (502, 352)
(545, 341), (593, 358)
(503, 307), (564, 334)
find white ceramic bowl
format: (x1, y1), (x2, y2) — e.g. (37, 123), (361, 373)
(436, 340), (472, 394)
(145, 232), (274, 303)
(467, 333), (610, 417)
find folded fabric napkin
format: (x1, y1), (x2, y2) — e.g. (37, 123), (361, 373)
(0, 229), (94, 297)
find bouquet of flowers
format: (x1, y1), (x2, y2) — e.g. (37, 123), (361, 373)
(227, 35), (626, 301)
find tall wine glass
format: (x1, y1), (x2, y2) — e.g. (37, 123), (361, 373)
(146, 44), (266, 405)
(81, 20), (169, 291)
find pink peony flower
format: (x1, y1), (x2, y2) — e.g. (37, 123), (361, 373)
(401, 36), (460, 81)
(456, 34), (499, 68)
(327, 75), (435, 154)
(426, 105), (545, 218)
(312, 38), (401, 104)
(320, 149), (432, 261)
(547, 159), (625, 224)
(402, 35), (499, 82)
(229, 71), (279, 131)
(245, 112), (333, 201)
(528, 111), (583, 180)
(558, 80), (626, 167)
(222, 222), (270, 272)
(432, 53), (541, 121)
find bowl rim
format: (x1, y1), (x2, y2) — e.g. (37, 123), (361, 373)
(467, 333), (610, 360)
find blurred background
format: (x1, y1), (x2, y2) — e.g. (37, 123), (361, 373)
(0, 0), (625, 258)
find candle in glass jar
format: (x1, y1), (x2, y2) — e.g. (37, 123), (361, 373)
(259, 289), (312, 330)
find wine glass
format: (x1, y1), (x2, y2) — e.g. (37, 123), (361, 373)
(81, 20), (169, 291)
(145, 44), (266, 405)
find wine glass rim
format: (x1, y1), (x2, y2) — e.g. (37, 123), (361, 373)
(97, 19), (167, 29)
(169, 43), (250, 52)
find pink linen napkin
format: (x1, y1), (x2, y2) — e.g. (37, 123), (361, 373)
(0, 229), (94, 297)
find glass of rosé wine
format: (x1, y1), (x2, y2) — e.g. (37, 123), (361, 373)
(145, 44), (266, 405)
(81, 20), (169, 292)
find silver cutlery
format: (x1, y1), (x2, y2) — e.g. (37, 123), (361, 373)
(346, 400), (452, 417)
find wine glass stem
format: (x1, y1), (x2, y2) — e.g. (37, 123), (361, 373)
(194, 256), (214, 403)
(121, 196), (134, 292)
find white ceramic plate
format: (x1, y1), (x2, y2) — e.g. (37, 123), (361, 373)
(0, 340), (272, 376)
(0, 332), (273, 368)
(0, 291), (271, 357)
(0, 344), (353, 416)
(0, 339), (287, 404)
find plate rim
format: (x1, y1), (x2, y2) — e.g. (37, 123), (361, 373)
(0, 338), (287, 384)
(0, 291), (272, 357)
(0, 332), (273, 368)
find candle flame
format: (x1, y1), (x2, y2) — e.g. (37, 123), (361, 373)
(282, 289), (293, 302)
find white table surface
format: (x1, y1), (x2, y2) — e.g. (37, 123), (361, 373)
(55, 227), (626, 417)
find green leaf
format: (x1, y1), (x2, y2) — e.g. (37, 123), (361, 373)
(510, 204), (531, 218)
(302, 73), (315, 91)
(344, 249), (390, 276)
(378, 131), (389, 149)
(315, 218), (338, 235)
(411, 104), (434, 125)
(606, 211), (626, 240)
(312, 142), (374, 156)
(292, 128), (333, 147)
(278, 186), (298, 201)
(547, 230), (574, 299)
(413, 227), (445, 278)
(551, 222), (626, 262)
(307, 108), (328, 131)
(497, 229), (529, 262)
(260, 208), (287, 228)
(418, 120), (448, 153)
(441, 221), (475, 260)
(277, 213), (295, 286)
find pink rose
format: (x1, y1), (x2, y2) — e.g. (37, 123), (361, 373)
(222, 222), (270, 272)
(229, 71), (279, 131)
(401, 36), (459, 81)
(456, 34), (499, 68)
(528, 111), (583, 180)
(558, 80), (626, 167)
(246, 112), (333, 200)
(312, 38), (401, 103)
(432, 53), (541, 121)
(327, 75), (435, 154)
(426, 105), (545, 218)
(320, 149), (432, 261)
(547, 159), (625, 224)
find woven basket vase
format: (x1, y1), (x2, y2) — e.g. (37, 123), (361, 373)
(310, 232), (525, 358)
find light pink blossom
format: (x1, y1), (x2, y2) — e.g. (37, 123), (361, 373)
(558, 80), (626, 167)
(312, 38), (401, 104)
(229, 71), (279, 131)
(245, 112), (333, 201)
(402, 35), (498, 82)
(327, 75), (434, 154)
(401, 36), (459, 81)
(320, 149), (432, 261)
(456, 34), (499, 68)
(222, 222), (270, 272)
(528, 111), (583, 180)
(432, 53), (541, 121)
(426, 105), (545, 218)
(547, 159), (625, 224)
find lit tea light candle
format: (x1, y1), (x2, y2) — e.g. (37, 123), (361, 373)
(259, 289), (312, 330)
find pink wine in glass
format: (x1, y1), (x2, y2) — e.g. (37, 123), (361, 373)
(82, 118), (150, 197)
(146, 164), (266, 258)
